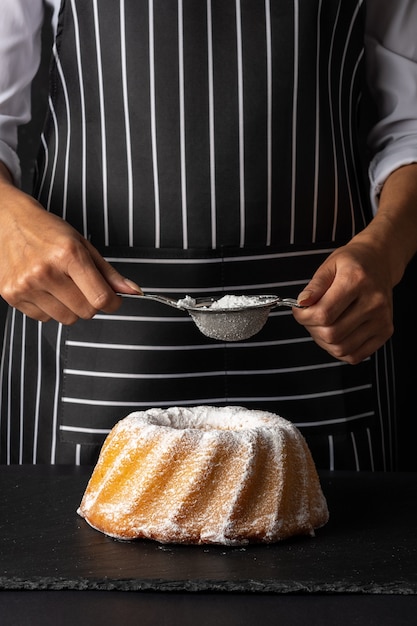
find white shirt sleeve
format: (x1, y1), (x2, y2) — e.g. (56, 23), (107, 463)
(365, 0), (417, 212)
(0, 0), (416, 206)
(0, 0), (51, 185)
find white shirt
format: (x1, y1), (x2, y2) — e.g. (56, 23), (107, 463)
(0, 0), (417, 211)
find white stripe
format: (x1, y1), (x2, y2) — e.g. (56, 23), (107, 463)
(104, 246), (336, 264)
(70, 0), (88, 237)
(0, 317), (10, 462)
(60, 410), (374, 437)
(329, 1), (342, 240)
(295, 410), (374, 428)
(63, 360), (345, 379)
(206, 0), (216, 249)
(32, 321), (43, 463)
(366, 427), (375, 471)
(328, 435), (334, 471)
(374, 340), (396, 471)
(52, 46), (71, 220)
(60, 425), (112, 435)
(347, 50), (366, 232)
(44, 97), (59, 214)
(65, 336), (314, 350)
(235, 0), (245, 246)
(111, 279), (308, 294)
(0, 313), (10, 463)
(19, 315), (26, 464)
(290, 0), (299, 244)
(65, 340), (227, 351)
(62, 397), (228, 407)
(149, 0), (161, 247)
(374, 346), (386, 470)
(120, 0), (134, 246)
(267, 384), (373, 402)
(337, 0), (363, 239)
(93, 314), (194, 322)
(94, 309), (293, 322)
(64, 369), (224, 379)
(61, 391), (372, 409)
(6, 309), (16, 464)
(385, 341), (396, 468)
(92, 0), (109, 244)
(36, 134), (50, 202)
(350, 431), (360, 471)
(312, 0), (323, 243)
(265, 0), (272, 246)
(351, 67), (366, 228)
(178, 0), (188, 249)
(50, 323), (63, 464)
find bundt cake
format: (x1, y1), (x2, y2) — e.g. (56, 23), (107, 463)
(77, 406), (329, 545)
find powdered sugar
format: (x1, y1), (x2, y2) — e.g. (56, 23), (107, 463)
(78, 406), (329, 545)
(177, 294), (276, 310)
(176, 295), (278, 341)
(208, 295), (276, 309)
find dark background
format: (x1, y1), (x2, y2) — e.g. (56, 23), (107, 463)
(1, 17), (416, 470)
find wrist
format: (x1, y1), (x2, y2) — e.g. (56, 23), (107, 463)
(369, 163), (417, 284)
(0, 161), (14, 186)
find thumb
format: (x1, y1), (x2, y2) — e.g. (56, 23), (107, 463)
(297, 267), (334, 306)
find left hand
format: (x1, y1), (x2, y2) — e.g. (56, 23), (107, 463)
(292, 238), (394, 364)
(293, 163), (417, 364)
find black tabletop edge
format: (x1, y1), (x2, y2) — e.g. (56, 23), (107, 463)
(1, 577), (417, 595)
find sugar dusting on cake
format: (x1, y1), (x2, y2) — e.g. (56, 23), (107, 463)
(78, 406), (329, 545)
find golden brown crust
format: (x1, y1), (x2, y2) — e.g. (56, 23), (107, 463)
(78, 406), (329, 545)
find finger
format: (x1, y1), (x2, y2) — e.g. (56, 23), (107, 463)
(317, 334), (382, 364)
(68, 242), (142, 311)
(10, 295), (79, 325)
(13, 302), (52, 323)
(293, 291), (356, 329)
(4, 278), (104, 323)
(62, 246), (123, 313)
(296, 265), (337, 307)
(310, 317), (392, 364)
(84, 242), (143, 293)
(44, 283), (103, 320)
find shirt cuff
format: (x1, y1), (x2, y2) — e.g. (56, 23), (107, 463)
(368, 136), (417, 213)
(0, 140), (21, 187)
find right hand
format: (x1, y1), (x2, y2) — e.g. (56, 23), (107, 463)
(0, 165), (141, 324)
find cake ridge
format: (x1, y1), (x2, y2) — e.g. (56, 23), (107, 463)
(78, 406), (329, 544)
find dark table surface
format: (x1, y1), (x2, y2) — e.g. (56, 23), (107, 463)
(1, 466), (417, 625)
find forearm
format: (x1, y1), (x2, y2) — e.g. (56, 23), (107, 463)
(0, 161), (14, 185)
(293, 163), (417, 363)
(365, 1), (417, 213)
(0, 160), (45, 230)
(355, 163), (417, 287)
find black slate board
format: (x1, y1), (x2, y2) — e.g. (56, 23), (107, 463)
(1, 466), (417, 594)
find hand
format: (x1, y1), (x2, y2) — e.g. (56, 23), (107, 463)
(0, 166), (141, 324)
(293, 163), (417, 364)
(292, 238), (394, 364)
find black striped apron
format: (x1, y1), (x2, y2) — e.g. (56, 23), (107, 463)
(0, 0), (396, 470)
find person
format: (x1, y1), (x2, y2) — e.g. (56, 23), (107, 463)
(0, 0), (416, 468)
